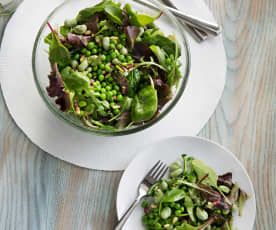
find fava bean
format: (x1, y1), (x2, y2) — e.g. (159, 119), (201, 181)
(103, 37), (110, 50)
(196, 207), (208, 221)
(73, 24), (87, 34)
(160, 207), (171, 220)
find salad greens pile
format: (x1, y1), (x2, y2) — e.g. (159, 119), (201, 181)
(141, 155), (249, 230)
(44, 0), (182, 130)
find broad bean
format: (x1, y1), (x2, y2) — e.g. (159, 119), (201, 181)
(196, 207), (208, 221)
(73, 25), (87, 35)
(160, 207), (171, 220)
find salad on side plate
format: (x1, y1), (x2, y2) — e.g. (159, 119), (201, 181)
(44, 0), (182, 130)
(141, 155), (249, 230)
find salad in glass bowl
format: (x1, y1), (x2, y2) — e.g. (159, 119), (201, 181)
(33, 0), (190, 135)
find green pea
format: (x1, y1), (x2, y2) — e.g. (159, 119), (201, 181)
(101, 54), (106, 62)
(111, 39), (117, 44)
(110, 102), (115, 108)
(106, 56), (111, 62)
(105, 65), (111, 72)
(160, 207), (171, 220)
(81, 48), (87, 54)
(97, 69), (102, 75)
(98, 74), (105, 81)
(113, 108), (120, 115)
(117, 44), (123, 49)
(102, 82), (107, 87)
(114, 85), (120, 91)
(117, 94), (123, 102)
(175, 210), (181, 216)
(101, 88), (106, 93)
(105, 85), (112, 91)
(93, 65), (98, 71)
(112, 90), (117, 95)
(87, 73), (92, 78)
(85, 50), (91, 57)
(126, 55), (132, 62)
(175, 203), (181, 210)
(78, 101), (87, 107)
(88, 41), (95, 50)
(196, 207), (208, 221)
(141, 201), (148, 208)
(111, 52), (117, 59)
(154, 223), (162, 229)
(73, 53), (80, 60)
(92, 48), (97, 54)
(100, 93), (106, 100)
(99, 63), (105, 69)
(219, 185), (231, 194)
(110, 43), (115, 50)
(118, 54), (125, 61)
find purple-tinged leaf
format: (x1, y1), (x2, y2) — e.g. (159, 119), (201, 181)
(114, 72), (129, 95)
(132, 42), (152, 60)
(218, 173), (233, 188)
(85, 12), (105, 34)
(67, 33), (92, 48)
(124, 26), (140, 49)
(46, 63), (71, 111)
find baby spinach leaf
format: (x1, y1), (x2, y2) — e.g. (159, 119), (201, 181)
(47, 22), (71, 66)
(192, 159), (218, 188)
(126, 69), (140, 97)
(143, 34), (181, 56)
(125, 3), (161, 27)
(60, 25), (70, 38)
(149, 45), (166, 68)
(61, 67), (91, 92)
(44, 32), (53, 45)
(175, 223), (198, 230)
(76, 0), (109, 23)
(131, 85), (157, 123)
(162, 189), (185, 202)
(104, 4), (123, 25)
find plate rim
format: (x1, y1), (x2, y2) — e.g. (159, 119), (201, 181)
(116, 135), (256, 229)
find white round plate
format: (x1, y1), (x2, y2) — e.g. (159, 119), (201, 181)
(0, 0), (226, 170)
(116, 136), (256, 230)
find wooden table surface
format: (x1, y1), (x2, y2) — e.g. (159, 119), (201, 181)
(0, 0), (275, 229)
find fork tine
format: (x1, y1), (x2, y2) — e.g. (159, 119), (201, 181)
(157, 166), (169, 181)
(151, 162), (164, 178)
(146, 160), (161, 177)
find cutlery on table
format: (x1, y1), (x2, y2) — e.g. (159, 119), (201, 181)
(134, 0), (221, 36)
(161, 0), (208, 42)
(114, 161), (168, 230)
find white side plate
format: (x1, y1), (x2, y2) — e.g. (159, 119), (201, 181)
(116, 136), (256, 230)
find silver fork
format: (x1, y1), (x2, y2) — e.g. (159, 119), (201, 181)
(114, 161), (168, 230)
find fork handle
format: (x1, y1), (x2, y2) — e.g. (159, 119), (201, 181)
(114, 197), (142, 230)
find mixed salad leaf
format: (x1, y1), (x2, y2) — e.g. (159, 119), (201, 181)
(142, 155), (249, 230)
(44, 0), (182, 130)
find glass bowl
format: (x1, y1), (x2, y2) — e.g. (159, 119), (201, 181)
(32, 0), (190, 136)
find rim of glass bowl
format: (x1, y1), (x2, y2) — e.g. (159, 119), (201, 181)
(32, 0), (191, 136)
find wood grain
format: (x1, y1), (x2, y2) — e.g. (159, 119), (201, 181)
(0, 0), (275, 229)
